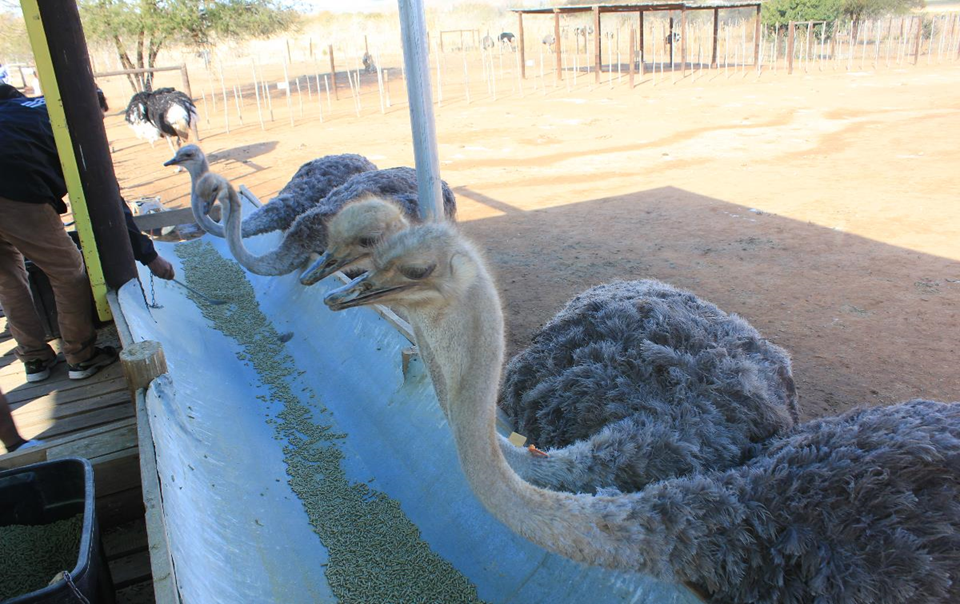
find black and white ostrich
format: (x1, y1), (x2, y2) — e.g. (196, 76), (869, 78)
(124, 87), (198, 154)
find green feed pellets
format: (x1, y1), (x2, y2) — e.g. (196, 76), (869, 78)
(176, 241), (482, 603)
(0, 515), (83, 600)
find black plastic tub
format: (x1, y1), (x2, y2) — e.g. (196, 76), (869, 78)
(0, 458), (115, 604)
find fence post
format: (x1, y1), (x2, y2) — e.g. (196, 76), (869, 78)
(754, 5), (762, 67)
(518, 12), (526, 79)
(913, 16), (923, 64)
(594, 5), (602, 82)
(712, 8), (720, 67)
(329, 44), (339, 100)
(787, 21), (796, 73)
(680, 8), (687, 75)
(555, 10), (563, 81)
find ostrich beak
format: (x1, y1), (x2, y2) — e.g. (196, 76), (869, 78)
(163, 156), (180, 167)
(300, 251), (361, 286)
(324, 273), (411, 310)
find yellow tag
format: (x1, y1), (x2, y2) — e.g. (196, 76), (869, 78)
(507, 432), (527, 447)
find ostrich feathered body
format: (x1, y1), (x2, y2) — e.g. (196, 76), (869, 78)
(235, 166), (457, 276)
(239, 154), (378, 237)
(500, 280), (799, 492)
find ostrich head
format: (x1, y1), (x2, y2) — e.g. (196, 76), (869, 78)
(324, 223), (478, 312)
(193, 172), (235, 217)
(164, 144), (207, 177)
(299, 196), (411, 286)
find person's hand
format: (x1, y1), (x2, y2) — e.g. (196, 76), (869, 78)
(148, 256), (175, 280)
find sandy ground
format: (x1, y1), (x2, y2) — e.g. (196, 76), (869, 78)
(106, 58), (960, 421)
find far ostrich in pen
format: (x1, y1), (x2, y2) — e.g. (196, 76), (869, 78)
(165, 144), (377, 239)
(194, 169), (456, 277)
(124, 88), (198, 154)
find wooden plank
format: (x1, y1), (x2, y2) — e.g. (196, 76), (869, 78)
(13, 390), (130, 428)
(93, 447), (142, 498)
(93, 65), (181, 78)
(116, 580), (156, 604)
(132, 208), (196, 231)
(137, 390), (181, 604)
(0, 417), (137, 465)
(108, 290), (135, 348)
(103, 518), (149, 561)
(47, 422), (138, 461)
(5, 362), (125, 405)
(17, 403), (135, 443)
(97, 486), (145, 531)
(110, 550), (154, 590)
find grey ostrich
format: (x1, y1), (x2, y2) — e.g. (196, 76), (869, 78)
(303, 198), (799, 495)
(323, 222), (960, 604)
(164, 144), (377, 238)
(195, 170), (456, 277)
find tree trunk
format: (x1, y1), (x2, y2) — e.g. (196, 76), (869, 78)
(146, 36), (164, 91)
(113, 35), (140, 93)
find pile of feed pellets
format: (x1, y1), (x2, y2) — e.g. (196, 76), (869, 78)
(176, 241), (482, 603)
(0, 515), (82, 599)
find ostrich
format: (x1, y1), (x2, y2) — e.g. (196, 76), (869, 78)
(164, 144), (377, 239)
(323, 222), (960, 603)
(499, 32), (516, 47)
(195, 169), (456, 277)
(124, 88), (198, 154)
(303, 198), (798, 494)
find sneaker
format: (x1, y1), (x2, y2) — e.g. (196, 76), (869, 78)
(24, 356), (59, 383)
(6, 439), (44, 453)
(67, 346), (119, 380)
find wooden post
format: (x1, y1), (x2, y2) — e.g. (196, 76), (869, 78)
(680, 9), (687, 76)
(712, 8), (720, 67)
(518, 12), (526, 79)
(639, 11), (645, 69)
(28, 0), (136, 305)
(787, 21), (796, 73)
(554, 11), (563, 81)
(594, 5), (602, 83)
(286, 39), (292, 63)
(629, 27), (636, 86)
(913, 16), (923, 64)
(365, 34), (369, 55)
(669, 16), (675, 67)
(831, 20), (839, 60)
(180, 64), (200, 141)
(329, 45), (339, 100)
(120, 341), (167, 401)
(754, 5), (762, 67)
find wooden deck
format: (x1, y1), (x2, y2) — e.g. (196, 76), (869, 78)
(1, 314), (155, 603)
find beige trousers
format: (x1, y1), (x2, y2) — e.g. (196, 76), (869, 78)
(0, 197), (97, 365)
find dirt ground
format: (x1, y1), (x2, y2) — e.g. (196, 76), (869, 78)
(106, 60), (960, 421)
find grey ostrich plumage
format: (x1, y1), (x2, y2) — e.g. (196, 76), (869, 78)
(609, 398), (960, 603)
(237, 166), (457, 276)
(239, 154), (378, 237)
(500, 279), (800, 493)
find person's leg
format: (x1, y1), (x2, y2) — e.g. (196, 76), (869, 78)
(0, 199), (97, 365)
(0, 232), (59, 382)
(0, 387), (26, 451)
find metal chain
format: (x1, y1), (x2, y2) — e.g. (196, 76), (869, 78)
(61, 571), (91, 604)
(146, 273), (163, 309)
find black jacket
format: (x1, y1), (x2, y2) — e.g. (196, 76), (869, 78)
(0, 96), (158, 266)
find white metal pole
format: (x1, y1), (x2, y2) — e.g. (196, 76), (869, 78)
(398, 0), (444, 222)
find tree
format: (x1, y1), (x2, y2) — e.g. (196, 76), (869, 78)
(762, 0), (924, 28)
(79, 0), (297, 93)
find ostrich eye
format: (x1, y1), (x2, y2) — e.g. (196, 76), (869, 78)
(358, 234), (381, 248)
(400, 264), (435, 280)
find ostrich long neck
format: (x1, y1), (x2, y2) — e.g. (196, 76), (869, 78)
(221, 186), (307, 276)
(409, 321), (606, 493)
(187, 160), (225, 237)
(402, 257), (722, 578)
